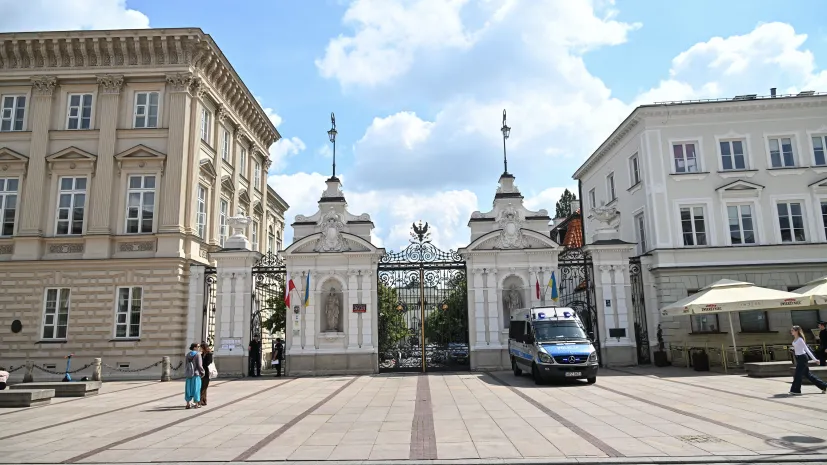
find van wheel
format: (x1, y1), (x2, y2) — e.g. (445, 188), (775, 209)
(587, 377), (596, 384)
(532, 364), (543, 385)
(512, 357), (522, 377)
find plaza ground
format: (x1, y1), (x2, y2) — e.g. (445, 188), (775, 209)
(3, 368), (827, 464)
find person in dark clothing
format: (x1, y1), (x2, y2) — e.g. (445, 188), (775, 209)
(818, 322), (827, 367)
(199, 341), (213, 405)
(248, 337), (261, 377)
(273, 338), (285, 377)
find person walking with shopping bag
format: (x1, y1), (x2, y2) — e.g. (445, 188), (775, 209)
(199, 342), (216, 406)
(272, 338), (285, 377)
(184, 343), (204, 409)
(789, 326), (827, 395)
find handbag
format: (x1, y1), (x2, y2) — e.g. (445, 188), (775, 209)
(208, 362), (218, 378)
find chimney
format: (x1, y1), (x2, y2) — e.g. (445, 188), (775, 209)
(571, 200), (581, 214)
(771, 87), (777, 97)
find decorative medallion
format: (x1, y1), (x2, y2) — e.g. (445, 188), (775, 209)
(314, 208), (348, 252)
(118, 241), (154, 252)
(494, 203), (528, 249)
(0, 244), (13, 255)
(49, 243), (84, 254)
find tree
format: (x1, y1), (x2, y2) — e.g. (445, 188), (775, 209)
(424, 273), (468, 344)
(262, 275), (287, 337)
(555, 189), (577, 219)
(377, 283), (411, 358)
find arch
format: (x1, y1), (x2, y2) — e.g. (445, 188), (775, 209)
(315, 273), (348, 292)
(460, 228), (561, 253)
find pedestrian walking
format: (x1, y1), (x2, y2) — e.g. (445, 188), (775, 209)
(184, 343), (204, 409)
(273, 338), (285, 377)
(818, 322), (827, 367)
(789, 325), (827, 395)
(199, 342), (213, 406)
(0, 370), (8, 390)
(248, 337), (261, 377)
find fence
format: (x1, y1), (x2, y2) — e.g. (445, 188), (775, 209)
(1, 356), (186, 383)
(668, 342), (803, 373)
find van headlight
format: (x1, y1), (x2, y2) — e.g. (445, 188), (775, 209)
(537, 352), (553, 363)
(588, 352), (598, 363)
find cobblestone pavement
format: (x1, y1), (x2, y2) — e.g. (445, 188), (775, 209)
(3, 367), (827, 464)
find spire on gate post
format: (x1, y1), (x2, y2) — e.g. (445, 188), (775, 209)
(501, 109), (511, 176)
(327, 112), (338, 181)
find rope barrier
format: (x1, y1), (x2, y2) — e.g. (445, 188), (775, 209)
(0, 365), (23, 373)
(32, 363), (93, 375)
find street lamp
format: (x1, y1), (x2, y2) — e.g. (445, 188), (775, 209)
(327, 112), (338, 180)
(501, 109), (511, 175)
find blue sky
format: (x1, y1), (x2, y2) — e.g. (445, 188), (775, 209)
(3, 0), (826, 251)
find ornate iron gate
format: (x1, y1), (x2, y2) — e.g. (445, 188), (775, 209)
(629, 256), (651, 364)
(251, 252), (287, 347)
(557, 247), (601, 365)
(377, 222), (469, 373)
(203, 267), (217, 347)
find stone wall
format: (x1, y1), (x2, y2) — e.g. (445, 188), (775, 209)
(0, 258), (191, 374)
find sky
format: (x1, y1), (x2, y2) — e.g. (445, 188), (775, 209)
(2, 0), (826, 252)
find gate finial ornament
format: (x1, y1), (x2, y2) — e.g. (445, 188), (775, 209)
(411, 220), (430, 243)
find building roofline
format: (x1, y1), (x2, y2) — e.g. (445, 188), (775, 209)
(267, 185), (289, 212)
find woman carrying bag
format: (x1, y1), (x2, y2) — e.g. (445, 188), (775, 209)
(789, 325), (827, 395)
(199, 341), (217, 406)
(184, 343), (204, 409)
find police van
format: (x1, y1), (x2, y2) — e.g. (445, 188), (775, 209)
(508, 306), (598, 385)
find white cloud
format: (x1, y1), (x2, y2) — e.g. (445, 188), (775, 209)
(269, 137), (307, 172)
(0, 0), (149, 32)
(318, 144), (333, 158)
(524, 186), (578, 215)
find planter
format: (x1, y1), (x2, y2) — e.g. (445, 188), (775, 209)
(691, 351), (709, 371)
(653, 351), (670, 367)
(743, 352), (764, 364)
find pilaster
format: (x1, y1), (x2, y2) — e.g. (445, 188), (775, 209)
(361, 269), (374, 349)
(347, 269), (359, 348)
(183, 84), (203, 236)
(159, 73), (194, 234)
(187, 264), (206, 344)
(472, 268), (486, 349)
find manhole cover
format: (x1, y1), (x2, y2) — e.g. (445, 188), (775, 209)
(677, 435), (724, 444)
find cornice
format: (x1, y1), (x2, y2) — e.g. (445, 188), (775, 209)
(0, 28), (278, 153)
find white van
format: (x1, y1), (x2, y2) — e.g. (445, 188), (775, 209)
(508, 306), (598, 385)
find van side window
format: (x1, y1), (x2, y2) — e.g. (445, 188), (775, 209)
(509, 321), (527, 341)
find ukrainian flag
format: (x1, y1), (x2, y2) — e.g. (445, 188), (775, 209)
(548, 271), (558, 302)
(303, 273), (310, 307)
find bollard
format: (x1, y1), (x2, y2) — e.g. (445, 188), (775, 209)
(161, 356), (171, 382)
(23, 361), (34, 383)
(92, 358), (102, 382)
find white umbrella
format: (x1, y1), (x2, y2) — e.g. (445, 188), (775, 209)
(661, 279), (812, 365)
(792, 276), (827, 306)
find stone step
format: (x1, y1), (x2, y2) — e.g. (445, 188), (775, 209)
(9, 381), (101, 397)
(0, 389), (55, 408)
(745, 361), (793, 378)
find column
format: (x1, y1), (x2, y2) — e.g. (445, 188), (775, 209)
(18, 76), (57, 237)
(159, 73), (194, 234)
(613, 264), (632, 343)
(187, 264), (206, 344)
(212, 249), (258, 376)
(361, 270), (374, 349)
(183, 90), (202, 236)
(486, 269), (501, 347)
(472, 268), (486, 349)
(347, 270), (359, 348)
(87, 75), (123, 236)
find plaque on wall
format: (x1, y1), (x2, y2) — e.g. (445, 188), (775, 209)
(352, 304), (367, 313)
(608, 328), (626, 338)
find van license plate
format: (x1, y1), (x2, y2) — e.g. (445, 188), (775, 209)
(565, 371), (581, 377)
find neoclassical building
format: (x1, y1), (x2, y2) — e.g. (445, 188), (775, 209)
(0, 28), (287, 373)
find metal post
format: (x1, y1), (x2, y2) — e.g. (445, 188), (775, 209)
(161, 356), (171, 382)
(92, 358), (102, 382)
(420, 266), (426, 373)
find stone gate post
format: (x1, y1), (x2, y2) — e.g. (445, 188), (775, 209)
(186, 264), (206, 347)
(211, 217), (261, 376)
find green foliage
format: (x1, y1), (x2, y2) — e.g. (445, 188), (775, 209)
(424, 274), (468, 344)
(377, 283), (411, 356)
(555, 189), (577, 219)
(262, 275), (287, 336)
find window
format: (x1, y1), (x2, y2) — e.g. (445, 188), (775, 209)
(219, 199), (228, 247)
(719, 140), (747, 170)
(267, 225), (275, 252)
(134, 92), (159, 128)
(56, 177), (87, 235)
(115, 287), (142, 338)
(254, 161), (261, 190)
(776, 201), (806, 243)
(509, 320), (528, 340)
(125, 175), (155, 234)
(221, 130), (230, 161)
(42, 288), (70, 340)
(813, 136), (826, 166)
(634, 212), (646, 255)
(727, 204), (755, 245)
(252, 220), (259, 251)
(276, 230), (282, 252)
(672, 142), (699, 173)
(739, 310), (769, 332)
(769, 137), (795, 168)
(200, 107), (211, 143)
(239, 147), (247, 177)
(196, 185), (207, 239)
(0, 178), (18, 236)
(629, 154), (640, 186)
(792, 310), (820, 333)
(66, 93), (93, 130)
(821, 201), (827, 240)
(1, 95), (26, 131)
(680, 206), (707, 246)
(690, 301), (719, 334)
(588, 189), (596, 209)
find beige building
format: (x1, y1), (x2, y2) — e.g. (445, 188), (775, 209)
(0, 28), (287, 375)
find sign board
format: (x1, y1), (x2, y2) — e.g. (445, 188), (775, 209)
(605, 300), (612, 307)
(220, 338), (243, 351)
(352, 304), (367, 313)
(608, 328), (626, 338)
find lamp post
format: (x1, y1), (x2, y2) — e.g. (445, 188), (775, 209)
(501, 109), (511, 175)
(328, 112), (338, 180)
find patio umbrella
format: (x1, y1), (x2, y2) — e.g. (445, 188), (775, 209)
(791, 276), (827, 306)
(661, 279), (812, 365)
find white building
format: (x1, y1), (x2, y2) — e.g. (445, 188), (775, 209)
(574, 90), (827, 360)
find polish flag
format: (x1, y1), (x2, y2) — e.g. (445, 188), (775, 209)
(535, 278), (541, 300)
(284, 273), (296, 307)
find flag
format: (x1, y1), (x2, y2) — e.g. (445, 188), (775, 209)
(535, 277), (540, 300)
(549, 271), (558, 302)
(303, 272), (310, 307)
(284, 274), (296, 307)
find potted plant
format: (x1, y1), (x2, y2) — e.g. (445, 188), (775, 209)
(654, 324), (670, 367)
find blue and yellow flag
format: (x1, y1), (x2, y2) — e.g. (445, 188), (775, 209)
(303, 272), (310, 307)
(548, 271), (558, 302)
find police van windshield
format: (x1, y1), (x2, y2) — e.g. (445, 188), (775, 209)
(534, 320), (587, 341)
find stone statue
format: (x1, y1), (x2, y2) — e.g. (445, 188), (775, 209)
(592, 202), (620, 229)
(504, 285), (523, 314)
(325, 288), (340, 332)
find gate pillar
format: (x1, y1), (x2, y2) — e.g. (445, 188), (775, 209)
(583, 242), (637, 366)
(211, 217), (261, 377)
(186, 264), (206, 347)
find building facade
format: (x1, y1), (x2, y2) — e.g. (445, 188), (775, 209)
(574, 91), (827, 359)
(0, 28), (287, 374)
